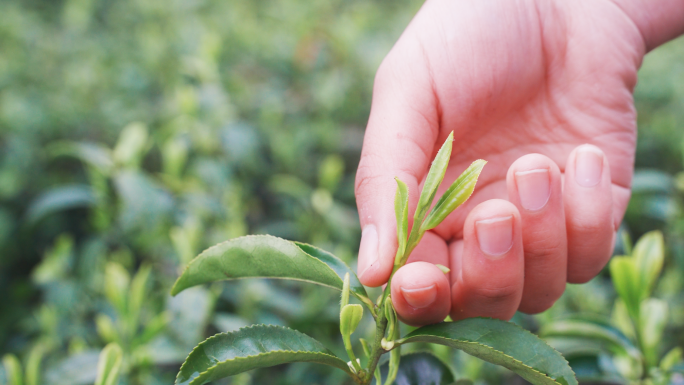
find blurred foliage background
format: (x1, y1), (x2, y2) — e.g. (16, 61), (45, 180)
(0, 0), (682, 383)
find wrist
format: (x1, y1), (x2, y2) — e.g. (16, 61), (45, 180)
(609, 0), (684, 51)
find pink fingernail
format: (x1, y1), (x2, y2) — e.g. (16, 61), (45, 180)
(575, 145), (603, 187)
(358, 225), (379, 279)
(515, 169), (550, 211)
(400, 284), (437, 309)
(475, 216), (513, 258)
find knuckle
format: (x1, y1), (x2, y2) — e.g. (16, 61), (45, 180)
(473, 283), (521, 305)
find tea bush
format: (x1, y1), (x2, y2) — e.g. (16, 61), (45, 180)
(0, 0), (683, 383)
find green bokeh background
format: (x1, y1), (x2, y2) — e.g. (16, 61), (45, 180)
(0, 0), (682, 383)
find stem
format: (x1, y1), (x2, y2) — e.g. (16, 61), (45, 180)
(344, 334), (362, 374)
(361, 312), (388, 385)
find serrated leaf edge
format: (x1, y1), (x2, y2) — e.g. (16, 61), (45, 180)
(399, 318), (575, 385)
(175, 324), (352, 385)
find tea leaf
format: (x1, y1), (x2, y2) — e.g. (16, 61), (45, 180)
(394, 178), (409, 257)
(94, 343), (123, 385)
(422, 159), (486, 231)
(47, 141), (114, 174)
(660, 347), (682, 371)
(378, 352), (454, 385)
(171, 235), (371, 308)
(609, 257), (641, 321)
(25, 344), (45, 385)
(340, 304), (363, 337)
(640, 298), (668, 367)
(398, 318), (577, 385)
(414, 132), (453, 228)
(540, 319), (641, 361)
(632, 230), (664, 299)
(175, 325), (351, 385)
(2, 354), (22, 385)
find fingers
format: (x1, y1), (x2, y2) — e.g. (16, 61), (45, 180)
(354, 42), (442, 287)
(564, 144), (615, 283)
(506, 154), (567, 314)
(450, 200), (524, 321)
(391, 262), (451, 327)
(390, 231), (450, 326)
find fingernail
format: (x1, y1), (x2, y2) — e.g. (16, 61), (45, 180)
(401, 284), (437, 309)
(358, 225), (379, 279)
(575, 145), (603, 187)
(515, 169), (550, 211)
(475, 216), (513, 258)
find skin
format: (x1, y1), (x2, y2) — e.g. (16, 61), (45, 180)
(355, 0), (684, 326)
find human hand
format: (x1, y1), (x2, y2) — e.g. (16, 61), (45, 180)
(355, 0), (684, 326)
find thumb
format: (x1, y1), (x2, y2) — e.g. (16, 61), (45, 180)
(355, 44), (441, 287)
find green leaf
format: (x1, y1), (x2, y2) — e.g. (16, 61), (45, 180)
(113, 122), (149, 168)
(394, 178), (409, 257)
(175, 325), (351, 385)
(609, 257), (641, 321)
(377, 352), (454, 385)
(661, 347), (682, 371)
(104, 262), (130, 315)
(414, 132), (453, 228)
(398, 318), (577, 385)
(128, 264), (152, 326)
(611, 299), (636, 341)
(25, 185), (97, 225)
(24, 344), (45, 385)
(2, 354), (23, 385)
(540, 319), (641, 361)
(341, 273), (351, 308)
(422, 159), (486, 231)
(94, 343), (123, 385)
(340, 304), (363, 337)
(171, 235), (371, 308)
(640, 298), (668, 367)
(47, 141), (114, 174)
(632, 230), (664, 299)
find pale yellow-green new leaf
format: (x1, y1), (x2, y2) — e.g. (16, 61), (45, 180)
(609, 257), (641, 321)
(24, 344), (45, 385)
(632, 230), (664, 300)
(414, 132), (453, 228)
(340, 304), (363, 337)
(95, 343), (123, 385)
(422, 159), (486, 231)
(394, 178), (409, 259)
(2, 354), (23, 385)
(640, 298), (668, 367)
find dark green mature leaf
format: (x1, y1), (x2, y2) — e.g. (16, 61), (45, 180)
(175, 325), (351, 385)
(414, 132), (453, 227)
(399, 318), (577, 385)
(171, 235), (371, 307)
(394, 178), (409, 256)
(422, 160), (486, 231)
(540, 320), (641, 361)
(377, 352), (454, 385)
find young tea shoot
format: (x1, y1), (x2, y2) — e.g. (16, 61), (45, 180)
(170, 133), (578, 385)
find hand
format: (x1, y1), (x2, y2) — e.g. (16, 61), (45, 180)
(355, 0), (684, 326)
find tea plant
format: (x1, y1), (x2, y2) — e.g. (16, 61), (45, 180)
(170, 133), (578, 385)
(1, 342), (122, 385)
(541, 231), (684, 384)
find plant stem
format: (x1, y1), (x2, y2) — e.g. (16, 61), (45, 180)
(361, 312), (388, 385)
